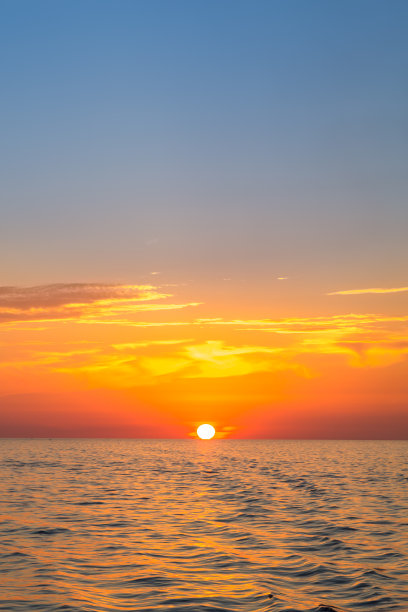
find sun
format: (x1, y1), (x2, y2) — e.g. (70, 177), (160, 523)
(197, 424), (215, 440)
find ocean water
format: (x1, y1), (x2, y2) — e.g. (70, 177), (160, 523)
(0, 440), (407, 612)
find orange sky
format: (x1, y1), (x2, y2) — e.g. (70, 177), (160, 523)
(1, 281), (407, 438)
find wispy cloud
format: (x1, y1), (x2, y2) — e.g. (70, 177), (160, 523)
(2, 284), (408, 396)
(112, 339), (192, 351)
(0, 283), (165, 307)
(193, 313), (408, 334)
(327, 286), (408, 296)
(0, 283), (199, 323)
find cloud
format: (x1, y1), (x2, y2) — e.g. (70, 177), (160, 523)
(2, 283), (408, 395)
(0, 283), (199, 323)
(185, 340), (281, 359)
(327, 286), (408, 296)
(48, 339), (300, 386)
(336, 342), (408, 368)
(138, 356), (191, 377)
(78, 320), (192, 328)
(196, 313), (408, 333)
(112, 339), (192, 350)
(181, 340), (294, 379)
(0, 283), (164, 307)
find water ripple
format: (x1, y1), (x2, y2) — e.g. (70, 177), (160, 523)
(0, 439), (407, 612)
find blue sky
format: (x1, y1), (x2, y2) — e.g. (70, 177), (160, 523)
(1, 0), (407, 290)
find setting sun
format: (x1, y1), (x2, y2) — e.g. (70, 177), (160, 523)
(197, 424), (215, 439)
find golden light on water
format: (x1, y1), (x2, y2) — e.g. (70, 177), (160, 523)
(197, 424), (215, 439)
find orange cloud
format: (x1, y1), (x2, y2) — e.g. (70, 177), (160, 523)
(327, 286), (408, 295)
(1, 284), (408, 418)
(182, 340), (288, 378)
(0, 283), (200, 324)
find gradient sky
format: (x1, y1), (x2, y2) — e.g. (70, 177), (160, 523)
(1, 0), (408, 438)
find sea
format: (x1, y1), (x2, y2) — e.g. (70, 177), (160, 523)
(0, 439), (407, 612)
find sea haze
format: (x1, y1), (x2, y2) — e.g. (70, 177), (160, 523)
(0, 439), (407, 612)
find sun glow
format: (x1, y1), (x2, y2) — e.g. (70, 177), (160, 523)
(197, 424), (215, 439)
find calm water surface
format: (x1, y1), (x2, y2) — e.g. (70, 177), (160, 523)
(0, 439), (407, 612)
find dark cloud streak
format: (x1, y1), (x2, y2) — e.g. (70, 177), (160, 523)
(0, 283), (166, 323)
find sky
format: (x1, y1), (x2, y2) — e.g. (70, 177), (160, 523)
(1, 0), (407, 438)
